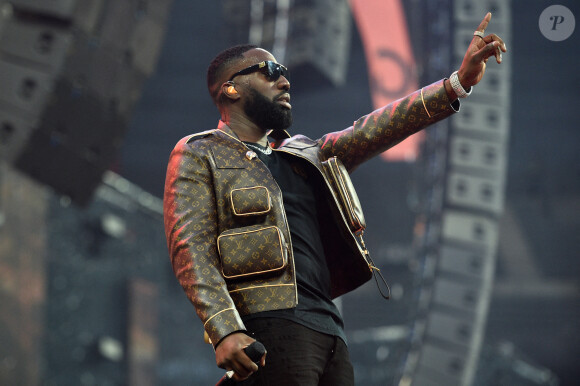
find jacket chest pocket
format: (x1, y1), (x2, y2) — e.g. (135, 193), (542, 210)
(217, 225), (288, 279)
(230, 186), (271, 216)
(321, 156), (366, 236)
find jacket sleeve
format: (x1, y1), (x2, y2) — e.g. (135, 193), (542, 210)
(163, 136), (245, 347)
(318, 79), (458, 171)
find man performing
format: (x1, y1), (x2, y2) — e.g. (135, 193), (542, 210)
(164, 12), (506, 386)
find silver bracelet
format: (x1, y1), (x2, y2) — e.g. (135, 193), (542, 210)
(450, 70), (472, 98)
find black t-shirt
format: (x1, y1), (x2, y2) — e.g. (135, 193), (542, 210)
(241, 143), (346, 343)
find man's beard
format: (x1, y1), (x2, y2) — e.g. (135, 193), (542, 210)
(243, 87), (292, 132)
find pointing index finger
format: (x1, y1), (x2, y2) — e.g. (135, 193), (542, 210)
(476, 12), (492, 33)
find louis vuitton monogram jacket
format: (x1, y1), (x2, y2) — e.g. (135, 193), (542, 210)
(163, 79), (458, 347)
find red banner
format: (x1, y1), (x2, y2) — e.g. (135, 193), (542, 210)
(349, 0), (421, 161)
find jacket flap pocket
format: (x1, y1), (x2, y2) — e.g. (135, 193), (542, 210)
(217, 225), (287, 279)
(322, 156), (366, 235)
(231, 186), (271, 216)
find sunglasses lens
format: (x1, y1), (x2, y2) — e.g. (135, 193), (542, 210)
(264, 61), (288, 81)
(266, 62), (280, 81)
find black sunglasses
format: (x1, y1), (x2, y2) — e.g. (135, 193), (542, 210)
(229, 61), (290, 82)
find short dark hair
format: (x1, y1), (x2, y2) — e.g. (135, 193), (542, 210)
(207, 44), (257, 106)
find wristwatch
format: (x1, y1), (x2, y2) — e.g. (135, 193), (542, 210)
(450, 70), (472, 98)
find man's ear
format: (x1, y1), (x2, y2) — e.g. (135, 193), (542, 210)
(222, 81), (239, 99)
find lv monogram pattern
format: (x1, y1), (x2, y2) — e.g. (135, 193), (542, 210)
(217, 225), (288, 279)
(321, 157), (366, 235)
(230, 186), (271, 216)
(163, 79), (455, 346)
(317, 80), (454, 172)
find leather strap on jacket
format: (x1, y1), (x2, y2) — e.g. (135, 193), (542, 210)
(322, 156), (390, 300)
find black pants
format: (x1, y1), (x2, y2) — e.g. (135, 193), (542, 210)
(238, 318), (354, 386)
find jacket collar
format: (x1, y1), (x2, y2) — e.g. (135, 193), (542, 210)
(217, 120), (292, 144)
(216, 120), (242, 142)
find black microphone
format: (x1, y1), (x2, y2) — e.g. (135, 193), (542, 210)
(215, 341), (266, 386)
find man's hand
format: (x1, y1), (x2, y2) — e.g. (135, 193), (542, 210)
(458, 12), (507, 88)
(445, 12), (508, 99)
(215, 332), (267, 381)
